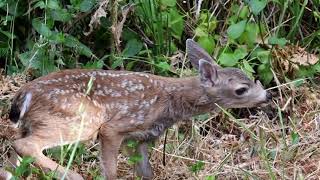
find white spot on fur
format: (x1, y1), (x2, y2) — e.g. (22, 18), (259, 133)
(19, 93), (32, 119)
(130, 119), (135, 124)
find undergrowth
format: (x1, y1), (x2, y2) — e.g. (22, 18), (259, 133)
(0, 0), (320, 179)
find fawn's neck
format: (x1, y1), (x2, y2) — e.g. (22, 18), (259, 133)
(162, 76), (214, 119)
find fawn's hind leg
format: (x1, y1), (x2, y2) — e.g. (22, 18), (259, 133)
(13, 136), (84, 180)
(135, 142), (153, 180)
(99, 125), (124, 180)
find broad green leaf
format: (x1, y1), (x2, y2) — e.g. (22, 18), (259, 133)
(48, 32), (65, 44)
(194, 26), (208, 37)
(122, 39), (143, 57)
(33, 1), (46, 9)
(219, 53), (238, 67)
(47, 0), (60, 9)
(234, 48), (248, 60)
(19, 50), (41, 69)
(65, 35), (93, 57)
(258, 63), (273, 85)
(268, 36), (287, 47)
(161, 0), (176, 7)
(197, 36), (215, 55)
(49, 8), (72, 22)
(255, 49), (270, 63)
(80, 0), (95, 12)
(168, 8), (184, 39)
(0, 29), (16, 39)
(157, 61), (171, 71)
(239, 5), (249, 19)
(15, 156), (35, 177)
(240, 23), (258, 46)
(249, 0), (267, 15)
(32, 19), (52, 37)
(227, 20), (247, 39)
(0, 0), (6, 8)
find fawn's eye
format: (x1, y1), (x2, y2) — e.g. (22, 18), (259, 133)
(235, 87), (248, 96)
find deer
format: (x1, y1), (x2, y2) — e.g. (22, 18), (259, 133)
(7, 39), (272, 180)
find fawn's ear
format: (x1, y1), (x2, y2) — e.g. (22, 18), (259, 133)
(186, 39), (218, 70)
(199, 59), (218, 87)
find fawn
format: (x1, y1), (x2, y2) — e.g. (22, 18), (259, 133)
(8, 39), (271, 180)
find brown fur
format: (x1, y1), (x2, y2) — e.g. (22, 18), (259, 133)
(8, 39), (271, 180)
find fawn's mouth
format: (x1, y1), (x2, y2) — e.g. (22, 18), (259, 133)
(257, 102), (269, 107)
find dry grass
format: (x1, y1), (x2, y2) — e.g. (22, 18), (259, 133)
(1, 71), (320, 180)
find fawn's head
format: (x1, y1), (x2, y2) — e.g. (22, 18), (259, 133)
(187, 39), (271, 109)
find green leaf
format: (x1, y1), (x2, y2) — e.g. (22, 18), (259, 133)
(239, 5), (249, 19)
(243, 60), (255, 73)
(48, 32), (65, 44)
(161, 0), (176, 7)
(227, 20), (247, 39)
(126, 140), (139, 148)
(241, 23), (258, 46)
(49, 8), (72, 22)
(111, 57), (123, 69)
(19, 49), (44, 70)
(0, 0), (6, 8)
(15, 156), (35, 177)
(268, 36), (287, 47)
(128, 154), (143, 165)
(32, 19), (52, 37)
(195, 26), (208, 37)
(122, 39), (143, 57)
(219, 52), (238, 67)
(47, 0), (60, 9)
(258, 63), (273, 85)
(190, 161), (205, 173)
(168, 8), (184, 39)
(33, 1), (46, 9)
(157, 61), (171, 71)
(234, 48), (248, 60)
(249, 0), (267, 15)
(0, 29), (16, 39)
(197, 36), (215, 55)
(205, 175), (217, 180)
(65, 35), (93, 57)
(83, 60), (104, 69)
(255, 49), (270, 63)
(80, 0), (95, 12)
(291, 132), (299, 145)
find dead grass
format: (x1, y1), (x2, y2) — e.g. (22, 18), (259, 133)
(1, 71), (320, 180)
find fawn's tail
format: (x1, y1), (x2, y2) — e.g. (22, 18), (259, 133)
(9, 91), (32, 124)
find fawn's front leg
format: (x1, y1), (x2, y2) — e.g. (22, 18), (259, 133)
(135, 142), (154, 180)
(99, 125), (123, 180)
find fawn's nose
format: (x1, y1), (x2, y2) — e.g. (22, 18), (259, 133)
(266, 92), (272, 101)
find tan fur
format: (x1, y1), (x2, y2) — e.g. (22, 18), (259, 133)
(8, 39), (271, 180)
